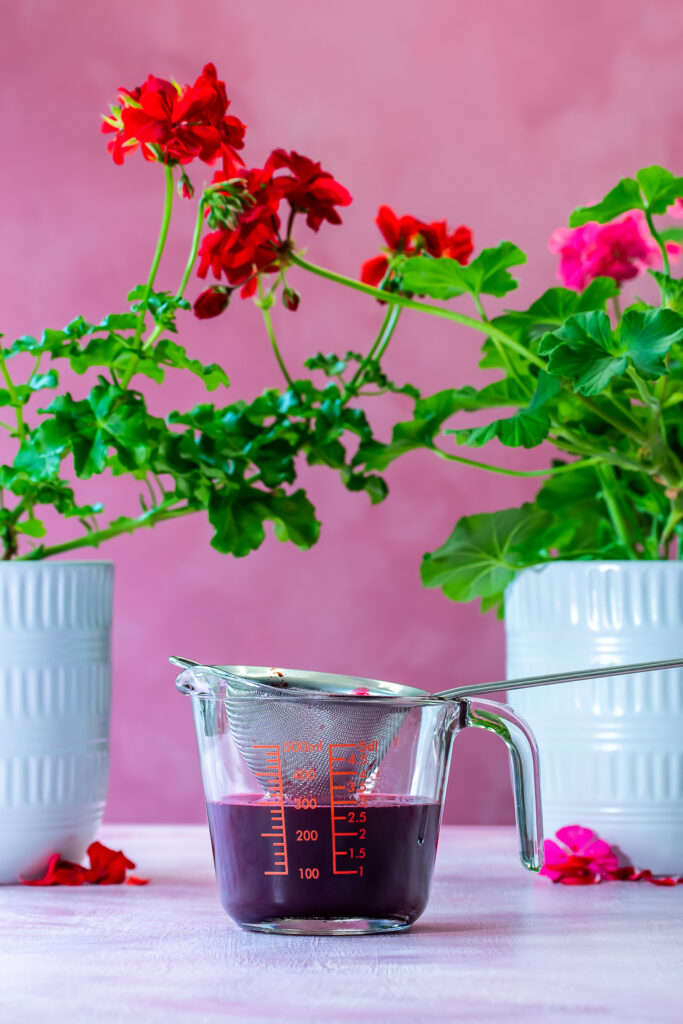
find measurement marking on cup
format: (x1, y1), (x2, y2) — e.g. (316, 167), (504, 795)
(329, 742), (363, 876)
(253, 744), (289, 876)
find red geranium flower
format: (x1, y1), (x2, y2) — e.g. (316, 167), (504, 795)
(421, 220), (475, 262)
(196, 167), (282, 297)
(267, 149), (352, 231)
(360, 205), (473, 286)
(103, 63), (245, 175)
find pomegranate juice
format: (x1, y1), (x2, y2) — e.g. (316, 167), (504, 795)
(207, 796), (441, 927)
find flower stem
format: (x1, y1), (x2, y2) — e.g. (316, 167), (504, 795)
(177, 195), (206, 300)
(595, 462), (638, 558)
(611, 294), (622, 323)
(574, 393), (648, 444)
(18, 502), (193, 560)
(120, 164), (175, 389)
(348, 305), (401, 393)
(0, 344), (27, 441)
(645, 207), (671, 278)
(290, 253), (547, 371)
(257, 278), (296, 391)
(434, 449), (601, 478)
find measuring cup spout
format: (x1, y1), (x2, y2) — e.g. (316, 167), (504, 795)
(170, 656), (250, 697)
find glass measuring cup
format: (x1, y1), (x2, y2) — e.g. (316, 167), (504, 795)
(176, 665), (542, 935)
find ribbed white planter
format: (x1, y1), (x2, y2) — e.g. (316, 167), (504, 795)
(505, 561), (683, 875)
(0, 561), (113, 884)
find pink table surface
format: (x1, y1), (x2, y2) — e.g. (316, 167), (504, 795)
(1, 825), (681, 1023)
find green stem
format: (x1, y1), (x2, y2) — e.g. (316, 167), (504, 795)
(575, 393), (648, 444)
(290, 253), (547, 371)
(257, 278), (296, 391)
(644, 208), (671, 277)
(611, 294), (622, 323)
(595, 463), (638, 558)
(120, 164), (175, 389)
(472, 292), (527, 390)
(549, 428), (644, 473)
(177, 195), (206, 300)
(0, 346), (26, 441)
(434, 449), (601, 478)
(18, 503), (193, 560)
(660, 506), (682, 555)
(348, 305), (401, 393)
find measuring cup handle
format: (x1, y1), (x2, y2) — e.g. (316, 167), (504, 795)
(461, 698), (544, 872)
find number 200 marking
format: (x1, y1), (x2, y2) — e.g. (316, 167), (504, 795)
(296, 829), (318, 842)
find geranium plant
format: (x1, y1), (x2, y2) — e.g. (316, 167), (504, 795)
(0, 64), (388, 560)
(4, 62), (683, 613)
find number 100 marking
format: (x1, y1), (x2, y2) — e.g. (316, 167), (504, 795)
(299, 867), (320, 880)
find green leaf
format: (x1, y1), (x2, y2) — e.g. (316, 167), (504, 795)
(153, 339), (229, 391)
(64, 316), (94, 339)
(356, 388), (471, 470)
(454, 408), (550, 449)
(538, 311), (626, 395)
(304, 352), (354, 376)
(659, 227), (683, 245)
(460, 242), (527, 297)
(569, 178), (643, 226)
(402, 242), (526, 299)
(98, 312), (139, 331)
(28, 370), (58, 392)
(647, 271), (683, 314)
(7, 335), (39, 356)
(208, 487), (320, 556)
(619, 308), (683, 378)
(635, 165), (683, 215)
(421, 504), (553, 605)
(340, 468), (388, 504)
(67, 334), (132, 375)
(15, 518), (46, 538)
(14, 440), (62, 480)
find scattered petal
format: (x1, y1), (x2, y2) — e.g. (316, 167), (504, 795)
(20, 841), (145, 887)
(542, 825), (683, 886)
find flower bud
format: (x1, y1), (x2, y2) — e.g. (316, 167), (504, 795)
(282, 286), (301, 312)
(193, 286), (232, 319)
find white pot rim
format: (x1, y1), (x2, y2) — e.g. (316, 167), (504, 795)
(517, 559), (683, 571)
(0, 559), (113, 568)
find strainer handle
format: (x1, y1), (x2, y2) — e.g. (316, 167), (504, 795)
(461, 698), (543, 873)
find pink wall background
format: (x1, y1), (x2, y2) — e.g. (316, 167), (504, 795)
(1, 0), (682, 824)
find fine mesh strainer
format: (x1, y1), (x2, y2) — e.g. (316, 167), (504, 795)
(172, 659), (420, 799)
(172, 654), (683, 801)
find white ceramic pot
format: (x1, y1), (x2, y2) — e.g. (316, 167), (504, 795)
(505, 561), (683, 875)
(0, 561), (113, 883)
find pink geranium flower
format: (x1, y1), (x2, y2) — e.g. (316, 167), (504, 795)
(541, 825), (683, 885)
(668, 198), (683, 219)
(549, 211), (679, 291)
(540, 825), (618, 884)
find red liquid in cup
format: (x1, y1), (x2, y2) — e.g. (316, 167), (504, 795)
(207, 795), (441, 927)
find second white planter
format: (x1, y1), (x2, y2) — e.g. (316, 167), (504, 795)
(505, 561), (683, 875)
(0, 561), (113, 884)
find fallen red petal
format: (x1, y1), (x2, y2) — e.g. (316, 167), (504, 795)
(21, 853), (87, 886)
(22, 841), (144, 886)
(85, 841), (136, 884)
